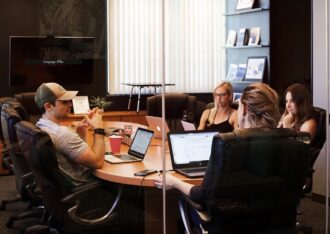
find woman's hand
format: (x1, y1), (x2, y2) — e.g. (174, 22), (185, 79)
(282, 113), (294, 128)
(154, 173), (179, 190)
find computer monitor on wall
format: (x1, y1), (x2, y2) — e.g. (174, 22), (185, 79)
(9, 36), (94, 88)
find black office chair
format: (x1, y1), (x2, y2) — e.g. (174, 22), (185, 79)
(0, 97), (18, 172)
(15, 121), (122, 233)
(302, 107), (326, 194)
(14, 92), (41, 124)
(0, 106), (45, 229)
(146, 93), (197, 131)
(178, 128), (310, 233)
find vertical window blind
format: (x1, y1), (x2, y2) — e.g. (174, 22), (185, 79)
(107, 0), (224, 94)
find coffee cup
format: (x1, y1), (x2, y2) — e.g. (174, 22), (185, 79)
(109, 135), (122, 154)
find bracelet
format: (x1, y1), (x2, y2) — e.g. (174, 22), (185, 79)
(94, 128), (106, 136)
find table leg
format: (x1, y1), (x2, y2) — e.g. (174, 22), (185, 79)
(128, 86), (135, 110)
(137, 86), (142, 113)
(154, 87), (157, 95)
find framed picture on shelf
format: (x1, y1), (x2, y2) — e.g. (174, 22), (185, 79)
(236, 0), (255, 11)
(245, 56), (267, 80)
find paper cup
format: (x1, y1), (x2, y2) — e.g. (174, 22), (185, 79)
(109, 135), (122, 154)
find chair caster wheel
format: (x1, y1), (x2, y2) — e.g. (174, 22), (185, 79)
(6, 217), (16, 228)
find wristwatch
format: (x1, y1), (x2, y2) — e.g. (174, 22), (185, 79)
(94, 128), (106, 136)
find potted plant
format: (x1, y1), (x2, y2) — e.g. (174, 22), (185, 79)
(89, 96), (112, 111)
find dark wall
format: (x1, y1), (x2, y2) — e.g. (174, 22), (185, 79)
(0, 0), (107, 97)
(270, 0), (312, 97)
(0, 0), (39, 96)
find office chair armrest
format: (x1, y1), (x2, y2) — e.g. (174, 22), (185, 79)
(21, 172), (43, 202)
(62, 183), (122, 226)
(2, 155), (13, 171)
(179, 195), (211, 234)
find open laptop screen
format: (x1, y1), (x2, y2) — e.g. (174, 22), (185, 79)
(168, 131), (218, 166)
(128, 128), (154, 158)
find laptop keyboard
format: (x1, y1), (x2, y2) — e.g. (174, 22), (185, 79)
(181, 167), (206, 173)
(117, 154), (136, 160)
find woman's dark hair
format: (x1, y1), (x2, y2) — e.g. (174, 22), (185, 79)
(241, 83), (281, 128)
(284, 83), (314, 126)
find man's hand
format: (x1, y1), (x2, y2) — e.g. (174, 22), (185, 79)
(85, 108), (104, 130)
(75, 118), (88, 140)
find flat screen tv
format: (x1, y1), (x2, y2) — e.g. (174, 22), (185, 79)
(9, 36), (94, 87)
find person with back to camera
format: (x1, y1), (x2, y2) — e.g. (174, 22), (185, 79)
(278, 83), (317, 142)
(198, 81), (238, 132)
(34, 82), (106, 184)
(154, 83), (281, 216)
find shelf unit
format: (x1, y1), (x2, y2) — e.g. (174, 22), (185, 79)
(223, 0), (312, 96)
(224, 0), (270, 92)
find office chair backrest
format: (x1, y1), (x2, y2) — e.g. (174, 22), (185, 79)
(310, 107), (326, 164)
(14, 92), (40, 124)
(1, 106), (35, 198)
(146, 93), (197, 131)
(203, 128), (310, 229)
(0, 97), (16, 139)
(15, 120), (76, 225)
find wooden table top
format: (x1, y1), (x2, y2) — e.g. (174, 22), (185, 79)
(89, 121), (202, 187)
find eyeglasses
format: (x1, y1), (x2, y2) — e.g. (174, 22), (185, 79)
(214, 92), (228, 98)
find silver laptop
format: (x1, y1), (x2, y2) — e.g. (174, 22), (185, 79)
(105, 128), (154, 164)
(145, 116), (170, 139)
(181, 120), (196, 131)
(168, 130), (218, 178)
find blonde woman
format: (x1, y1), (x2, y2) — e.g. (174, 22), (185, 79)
(198, 82), (238, 132)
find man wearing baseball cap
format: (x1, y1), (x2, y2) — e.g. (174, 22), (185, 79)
(35, 82), (106, 183)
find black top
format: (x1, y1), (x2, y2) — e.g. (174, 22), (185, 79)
(205, 109), (234, 133)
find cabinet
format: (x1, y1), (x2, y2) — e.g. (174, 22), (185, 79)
(223, 0), (312, 96)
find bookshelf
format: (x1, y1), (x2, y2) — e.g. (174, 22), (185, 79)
(223, 0), (312, 95)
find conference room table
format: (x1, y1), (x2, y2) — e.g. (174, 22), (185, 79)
(62, 120), (202, 233)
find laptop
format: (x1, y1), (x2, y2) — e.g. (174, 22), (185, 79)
(105, 128), (154, 164)
(168, 130), (218, 178)
(145, 116), (170, 139)
(181, 120), (196, 131)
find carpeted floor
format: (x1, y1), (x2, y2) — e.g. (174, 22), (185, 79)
(0, 174), (328, 234)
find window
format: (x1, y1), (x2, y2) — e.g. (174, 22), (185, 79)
(107, 0), (224, 94)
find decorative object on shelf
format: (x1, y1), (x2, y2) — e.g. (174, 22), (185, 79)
(245, 56), (267, 80)
(233, 92), (242, 102)
(234, 64), (247, 81)
(248, 27), (260, 46)
(236, 28), (249, 46)
(226, 64), (238, 80)
(236, 0), (255, 11)
(226, 30), (237, 46)
(72, 96), (90, 114)
(89, 96), (112, 111)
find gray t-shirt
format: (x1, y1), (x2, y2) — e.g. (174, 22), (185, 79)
(36, 118), (93, 184)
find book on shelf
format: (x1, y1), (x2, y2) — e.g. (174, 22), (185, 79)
(236, 28), (249, 47)
(234, 64), (247, 81)
(226, 64), (238, 81)
(248, 27), (260, 46)
(226, 30), (237, 47)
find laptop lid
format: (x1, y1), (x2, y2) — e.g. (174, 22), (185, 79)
(168, 130), (218, 170)
(145, 116), (170, 139)
(127, 127), (154, 159)
(181, 120), (196, 131)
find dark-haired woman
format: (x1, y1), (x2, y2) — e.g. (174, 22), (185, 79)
(278, 83), (317, 141)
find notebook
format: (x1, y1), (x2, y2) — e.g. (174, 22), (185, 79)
(105, 128), (154, 164)
(168, 130), (218, 178)
(181, 120), (196, 131)
(145, 116), (170, 139)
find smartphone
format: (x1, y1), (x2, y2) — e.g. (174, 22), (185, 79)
(134, 169), (157, 176)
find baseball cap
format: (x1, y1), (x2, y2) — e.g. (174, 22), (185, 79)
(35, 82), (78, 108)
